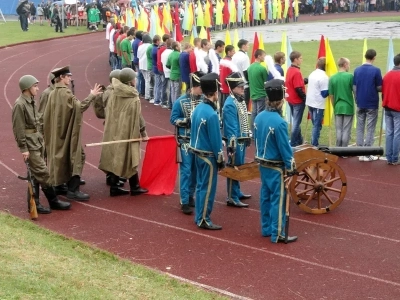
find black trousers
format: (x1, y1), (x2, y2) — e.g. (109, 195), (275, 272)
(55, 17), (63, 32)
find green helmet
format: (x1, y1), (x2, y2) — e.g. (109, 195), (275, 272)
(19, 75), (39, 92)
(119, 68), (136, 84)
(109, 69), (121, 83)
(48, 72), (55, 84)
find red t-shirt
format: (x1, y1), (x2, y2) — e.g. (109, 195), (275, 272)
(157, 45), (166, 72)
(189, 51), (197, 73)
(219, 57), (234, 95)
(113, 32), (120, 54)
(382, 70), (400, 112)
(285, 66), (305, 105)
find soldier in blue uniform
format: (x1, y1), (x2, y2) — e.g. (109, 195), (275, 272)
(222, 72), (252, 208)
(254, 79), (298, 243)
(170, 71), (205, 215)
(189, 73), (225, 230)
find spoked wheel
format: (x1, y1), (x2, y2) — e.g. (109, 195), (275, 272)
(289, 158), (347, 214)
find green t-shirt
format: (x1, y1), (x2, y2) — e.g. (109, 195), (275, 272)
(146, 44), (153, 70)
(247, 62), (269, 100)
(328, 71), (355, 115)
(166, 50), (181, 81)
(120, 38), (132, 67)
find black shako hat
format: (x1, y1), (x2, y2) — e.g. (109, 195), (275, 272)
(190, 71), (205, 88)
(265, 79), (285, 102)
(200, 72), (220, 94)
(226, 72), (246, 90)
(51, 66), (72, 78)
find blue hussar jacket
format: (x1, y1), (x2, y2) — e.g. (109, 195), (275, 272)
(189, 100), (224, 161)
(222, 95), (250, 144)
(170, 93), (203, 141)
(254, 109), (295, 171)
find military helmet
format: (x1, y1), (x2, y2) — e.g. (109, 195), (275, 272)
(19, 75), (39, 92)
(109, 69), (121, 83)
(119, 68), (136, 84)
(48, 72), (55, 84)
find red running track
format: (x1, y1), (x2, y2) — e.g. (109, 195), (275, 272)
(1, 29), (400, 300)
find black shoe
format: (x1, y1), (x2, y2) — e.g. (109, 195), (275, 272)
(227, 200), (249, 208)
(277, 236), (298, 244)
(49, 199), (71, 210)
(106, 178), (124, 187)
(54, 184), (68, 195)
(198, 222), (222, 230)
(36, 203), (52, 214)
(130, 187), (148, 196)
(239, 194), (252, 200)
(181, 204), (193, 215)
(119, 177), (127, 183)
(188, 196), (195, 207)
(67, 190), (90, 201)
(110, 187), (129, 197)
(79, 179), (86, 185)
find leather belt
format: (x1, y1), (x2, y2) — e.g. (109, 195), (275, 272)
(188, 148), (214, 157)
(256, 158), (283, 167)
(25, 129), (37, 134)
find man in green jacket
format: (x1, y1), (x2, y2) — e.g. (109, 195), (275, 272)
(166, 41), (182, 104)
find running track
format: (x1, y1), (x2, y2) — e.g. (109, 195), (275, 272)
(1, 18), (400, 299)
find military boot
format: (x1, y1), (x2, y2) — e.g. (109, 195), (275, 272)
(27, 181), (51, 214)
(106, 173), (124, 187)
(109, 173), (129, 197)
(66, 176), (90, 201)
(42, 186), (71, 210)
(129, 173), (148, 196)
(54, 183), (68, 195)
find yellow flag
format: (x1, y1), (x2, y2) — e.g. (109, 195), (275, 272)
(294, 0), (299, 16)
(259, 33), (267, 68)
(323, 38), (338, 127)
(245, 0), (251, 22)
(261, 0), (266, 19)
(204, 0), (212, 27)
(229, 0), (237, 23)
(280, 31), (287, 73)
(216, 0), (223, 25)
(199, 26), (207, 39)
(277, 0), (282, 19)
(197, 4), (204, 26)
(233, 29), (239, 51)
(362, 38), (368, 64)
(189, 32), (194, 45)
(224, 30), (232, 46)
(188, 3), (194, 30)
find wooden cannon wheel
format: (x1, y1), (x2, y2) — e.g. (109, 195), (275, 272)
(289, 158), (347, 214)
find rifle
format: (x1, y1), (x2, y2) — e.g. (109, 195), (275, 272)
(17, 161), (38, 220)
(71, 79), (75, 95)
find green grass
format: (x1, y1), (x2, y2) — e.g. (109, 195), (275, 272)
(0, 21), (95, 47)
(0, 212), (227, 300)
(319, 15), (400, 22)
(253, 38), (400, 146)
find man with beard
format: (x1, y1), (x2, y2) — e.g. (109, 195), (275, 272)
(189, 73), (225, 230)
(222, 72), (251, 208)
(99, 68), (149, 197)
(170, 71), (205, 215)
(12, 75), (71, 214)
(44, 66), (102, 200)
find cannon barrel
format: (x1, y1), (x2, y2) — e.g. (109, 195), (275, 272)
(318, 146), (384, 157)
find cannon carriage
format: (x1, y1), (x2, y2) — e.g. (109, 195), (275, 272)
(219, 145), (383, 214)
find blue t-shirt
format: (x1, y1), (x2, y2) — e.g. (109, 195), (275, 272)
(132, 38), (141, 65)
(151, 44), (159, 75)
(353, 64), (382, 109)
(267, 63), (284, 81)
(179, 52), (191, 84)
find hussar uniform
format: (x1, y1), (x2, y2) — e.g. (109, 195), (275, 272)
(170, 71), (205, 214)
(254, 79), (297, 243)
(12, 75), (71, 213)
(222, 72), (251, 208)
(189, 73), (225, 229)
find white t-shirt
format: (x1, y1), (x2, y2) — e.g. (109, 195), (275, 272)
(232, 50), (250, 79)
(138, 43), (150, 71)
(108, 28), (115, 52)
(161, 48), (173, 78)
(106, 22), (112, 40)
(306, 68), (329, 109)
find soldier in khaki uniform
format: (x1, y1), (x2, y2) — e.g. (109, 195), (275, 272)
(99, 68), (149, 197)
(12, 75), (71, 213)
(44, 66), (102, 200)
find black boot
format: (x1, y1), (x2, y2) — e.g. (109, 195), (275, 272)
(109, 173), (129, 197)
(54, 183), (68, 195)
(27, 182), (51, 214)
(66, 176), (90, 201)
(188, 196), (195, 207)
(42, 186), (71, 210)
(129, 173), (148, 196)
(106, 173), (124, 187)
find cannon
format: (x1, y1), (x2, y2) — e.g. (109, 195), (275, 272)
(219, 145), (384, 214)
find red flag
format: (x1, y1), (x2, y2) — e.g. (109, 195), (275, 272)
(173, 4), (183, 42)
(317, 35), (326, 60)
(250, 32), (259, 63)
(223, 0), (230, 25)
(209, 0), (214, 25)
(207, 27), (211, 42)
(140, 136), (178, 195)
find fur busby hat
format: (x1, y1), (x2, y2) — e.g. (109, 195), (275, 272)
(200, 72), (220, 95)
(265, 79), (285, 102)
(190, 71), (205, 88)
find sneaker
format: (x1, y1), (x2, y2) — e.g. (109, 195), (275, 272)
(378, 156), (387, 161)
(161, 105), (168, 109)
(359, 155), (378, 162)
(154, 102), (161, 106)
(149, 99), (155, 104)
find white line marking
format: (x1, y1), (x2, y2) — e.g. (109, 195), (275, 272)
(0, 161), (19, 176)
(75, 201), (400, 288)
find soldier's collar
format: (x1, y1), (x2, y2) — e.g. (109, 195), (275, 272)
(203, 98), (217, 110)
(21, 94), (35, 104)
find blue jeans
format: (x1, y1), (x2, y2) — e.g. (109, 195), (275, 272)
(289, 103), (305, 147)
(137, 68), (145, 96)
(154, 73), (163, 104)
(308, 106), (324, 147)
(385, 109), (400, 163)
(162, 77), (170, 106)
(251, 98), (266, 132)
